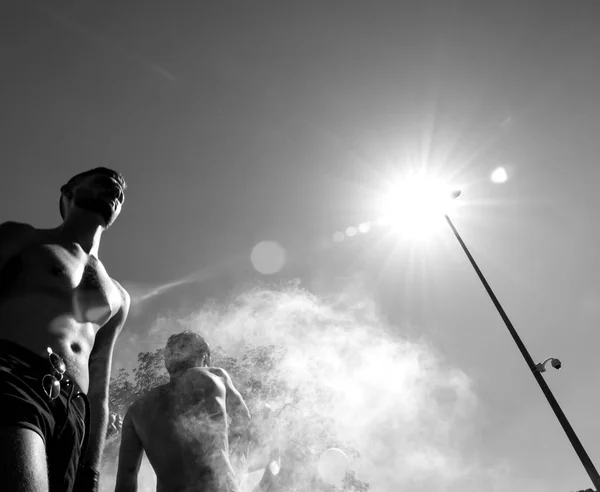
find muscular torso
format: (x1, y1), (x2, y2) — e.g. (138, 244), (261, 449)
(130, 368), (240, 492)
(0, 227), (126, 392)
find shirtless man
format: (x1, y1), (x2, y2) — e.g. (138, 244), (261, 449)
(0, 167), (130, 492)
(115, 331), (276, 492)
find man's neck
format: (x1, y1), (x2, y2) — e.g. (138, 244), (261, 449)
(56, 213), (105, 256)
(169, 364), (207, 381)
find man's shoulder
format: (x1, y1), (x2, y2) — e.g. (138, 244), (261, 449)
(207, 367), (237, 388)
(0, 221), (37, 241)
(98, 278), (129, 333)
(183, 366), (221, 379)
(0, 220), (35, 230)
(183, 366), (230, 384)
(0, 222), (38, 265)
(110, 278), (131, 309)
(207, 367), (230, 379)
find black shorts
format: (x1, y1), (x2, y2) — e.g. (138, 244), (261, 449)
(0, 340), (90, 492)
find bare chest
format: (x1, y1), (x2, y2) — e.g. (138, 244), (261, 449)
(8, 242), (121, 325)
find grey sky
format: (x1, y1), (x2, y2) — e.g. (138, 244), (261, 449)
(3, 1), (600, 490)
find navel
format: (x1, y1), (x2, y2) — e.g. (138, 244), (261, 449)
(71, 342), (82, 354)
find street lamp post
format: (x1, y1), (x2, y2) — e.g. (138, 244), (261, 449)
(443, 209), (600, 490)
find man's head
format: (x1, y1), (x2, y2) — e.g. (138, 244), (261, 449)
(59, 167), (127, 227)
(164, 331), (211, 376)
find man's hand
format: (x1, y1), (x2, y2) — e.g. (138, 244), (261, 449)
(106, 413), (124, 440)
(244, 402), (282, 474)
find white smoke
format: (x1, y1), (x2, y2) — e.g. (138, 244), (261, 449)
(103, 281), (545, 492)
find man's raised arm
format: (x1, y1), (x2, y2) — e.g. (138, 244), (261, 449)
(209, 368), (251, 455)
(211, 368), (280, 473)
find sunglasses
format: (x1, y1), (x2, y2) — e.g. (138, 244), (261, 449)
(42, 347), (67, 401)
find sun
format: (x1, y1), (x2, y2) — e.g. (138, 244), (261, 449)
(377, 173), (460, 240)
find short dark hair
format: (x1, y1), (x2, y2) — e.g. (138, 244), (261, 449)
(59, 167), (127, 218)
(164, 331), (211, 375)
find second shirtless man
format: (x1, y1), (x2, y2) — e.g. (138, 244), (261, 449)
(115, 331), (278, 492)
(0, 167), (130, 492)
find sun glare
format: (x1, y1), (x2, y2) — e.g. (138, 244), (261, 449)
(378, 174), (459, 240)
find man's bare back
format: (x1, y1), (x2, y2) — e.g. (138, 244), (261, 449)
(119, 366), (247, 492)
(0, 223), (127, 391)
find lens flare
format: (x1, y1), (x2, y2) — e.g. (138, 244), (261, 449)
(251, 241), (287, 275)
(333, 231), (345, 242)
(490, 167), (508, 184)
(318, 448), (349, 486)
(358, 222), (371, 234)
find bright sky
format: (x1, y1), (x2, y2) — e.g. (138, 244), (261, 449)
(3, 1), (600, 490)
